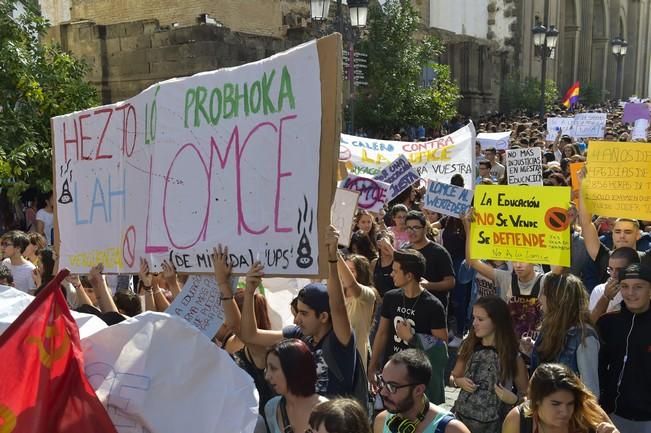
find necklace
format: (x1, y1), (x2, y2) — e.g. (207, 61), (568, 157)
(402, 288), (424, 313)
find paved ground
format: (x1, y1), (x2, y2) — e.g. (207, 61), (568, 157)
(442, 386), (460, 411)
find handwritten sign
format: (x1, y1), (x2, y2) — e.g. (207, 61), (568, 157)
(546, 117), (575, 140)
(573, 113), (607, 138)
(341, 174), (390, 213)
(374, 155), (421, 201)
(166, 275), (229, 339)
(632, 119), (649, 141)
(582, 141), (651, 219)
(622, 102), (650, 123)
(470, 185), (571, 266)
(331, 188), (360, 247)
(423, 180), (474, 218)
(52, 36), (341, 276)
(340, 122), (476, 188)
(477, 131), (511, 150)
(506, 147), (543, 185)
(546, 114), (606, 140)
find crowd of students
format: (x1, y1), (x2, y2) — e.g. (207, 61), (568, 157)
(1, 103), (650, 433)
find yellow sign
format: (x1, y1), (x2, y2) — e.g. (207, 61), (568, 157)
(583, 141), (651, 219)
(470, 185), (571, 266)
(0, 404), (16, 433)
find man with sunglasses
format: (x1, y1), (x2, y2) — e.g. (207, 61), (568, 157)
(374, 349), (470, 433)
(0, 231), (36, 293)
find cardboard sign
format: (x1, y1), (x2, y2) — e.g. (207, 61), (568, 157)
(583, 141), (651, 219)
(622, 102), (650, 123)
(506, 147), (543, 185)
(477, 131), (512, 150)
(166, 275), (230, 339)
(547, 114), (606, 140)
(374, 155), (420, 201)
(341, 174), (390, 213)
(546, 117), (575, 140)
(573, 113), (607, 138)
(331, 188), (360, 247)
(470, 185), (571, 266)
(632, 119), (649, 141)
(423, 180), (474, 218)
(52, 36), (342, 276)
(340, 122), (476, 188)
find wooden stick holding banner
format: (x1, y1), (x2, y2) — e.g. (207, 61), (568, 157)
(331, 188), (360, 247)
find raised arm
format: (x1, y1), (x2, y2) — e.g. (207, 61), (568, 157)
(239, 261), (283, 347)
(336, 254), (362, 298)
(212, 245), (241, 333)
(326, 225), (352, 346)
(89, 263), (119, 313)
(138, 257), (157, 312)
(577, 169), (600, 260)
(161, 260), (181, 300)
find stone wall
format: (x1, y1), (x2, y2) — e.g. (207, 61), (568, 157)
(43, 0), (309, 38)
(46, 20), (300, 104)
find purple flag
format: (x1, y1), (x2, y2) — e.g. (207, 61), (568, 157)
(622, 103), (651, 123)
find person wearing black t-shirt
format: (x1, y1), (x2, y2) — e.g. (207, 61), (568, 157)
(403, 211), (456, 310)
(368, 249), (448, 403)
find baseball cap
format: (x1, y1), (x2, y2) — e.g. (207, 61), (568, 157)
(618, 263), (651, 284)
(297, 283), (330, 314)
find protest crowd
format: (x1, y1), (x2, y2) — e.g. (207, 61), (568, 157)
(1, 41), (651, 433)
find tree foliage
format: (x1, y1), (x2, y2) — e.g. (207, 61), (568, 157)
(500, 76), (558, 115)
(0, 0), (98, 201)
(354, 0), (460, 136)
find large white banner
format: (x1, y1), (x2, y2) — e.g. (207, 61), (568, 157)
(52, 40), (329, 275)
(339, 122), (476, 189)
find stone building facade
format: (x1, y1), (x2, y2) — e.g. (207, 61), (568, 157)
(40, 0), (651, 115)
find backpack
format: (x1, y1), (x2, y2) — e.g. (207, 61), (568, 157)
(321, 334), (370, 414)
(452, 346), (505, 423)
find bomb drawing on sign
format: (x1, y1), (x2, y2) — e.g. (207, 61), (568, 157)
(296, 195), (314, 269)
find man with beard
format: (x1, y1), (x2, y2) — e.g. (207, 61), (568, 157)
(374, 349), (470, 433)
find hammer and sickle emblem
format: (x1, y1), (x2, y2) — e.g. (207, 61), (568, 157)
(26, 325), (70, 369)
(0, 404), (16, 433)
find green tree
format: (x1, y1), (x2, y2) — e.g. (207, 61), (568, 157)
(0, 0), (98, 201)
(500, 76), (558, 115)
(354, 0), (460, 136)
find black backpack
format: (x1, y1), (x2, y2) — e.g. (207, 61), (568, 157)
(321, 335), (370, 414)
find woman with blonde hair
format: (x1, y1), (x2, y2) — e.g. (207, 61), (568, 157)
(530, 273), (600, 397)
(502, 363), (618, 433)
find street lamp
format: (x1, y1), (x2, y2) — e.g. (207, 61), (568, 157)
(611, 36), (628, 100)
(309, 0), (331, 21)
(532, 16), (559, 117)
(348, 0), (369, 27)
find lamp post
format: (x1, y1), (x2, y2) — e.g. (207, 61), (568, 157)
(532, 19), (558, 118)
(611, 36), (628, 101)
(309, 0), (368, 132)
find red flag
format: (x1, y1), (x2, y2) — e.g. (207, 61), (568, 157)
(0, 270), (118, 433)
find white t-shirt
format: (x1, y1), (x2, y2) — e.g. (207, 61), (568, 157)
(588, 283), (622, 313)
(36, 208), (54, 245)
(2, 258), (36, 293)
